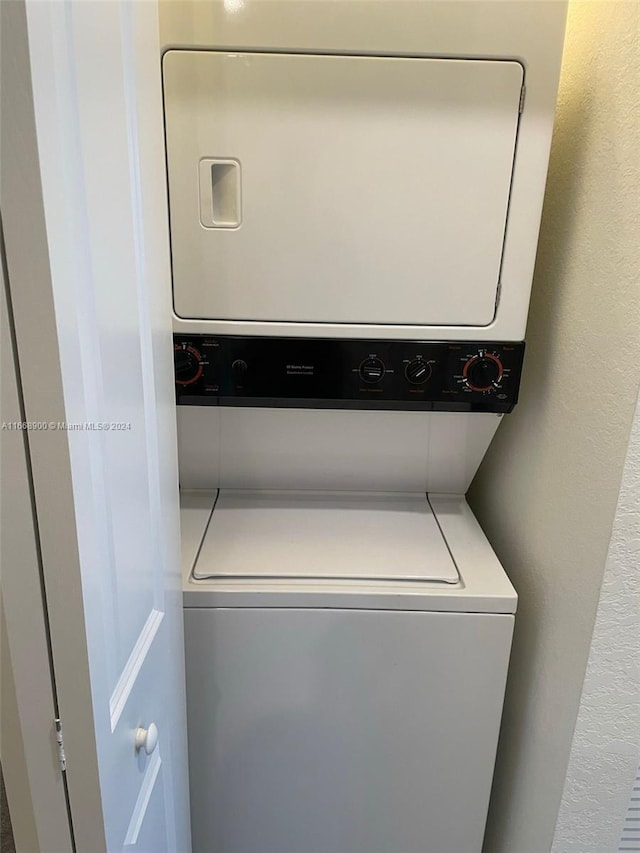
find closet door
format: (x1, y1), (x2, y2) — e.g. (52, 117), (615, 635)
(3, 2), (191, 850)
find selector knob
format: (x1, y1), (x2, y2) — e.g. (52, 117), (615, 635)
(405, 359), (431, 385)
(231, 359), (248, 379)
(359, 357), (385, 384)
(463, 354), (503, 392)
(174, 346), (202, 385)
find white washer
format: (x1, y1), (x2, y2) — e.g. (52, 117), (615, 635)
(181, 490), (516, 853)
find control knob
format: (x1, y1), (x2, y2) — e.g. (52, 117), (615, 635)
(463, 353), (503, 392)
(405, 359), (431, 385)
(359, 357), (385, 384)
(174, 346), (203, 385)
(231, 359), (248, 379)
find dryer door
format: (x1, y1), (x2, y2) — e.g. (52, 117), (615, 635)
(164, 52), (523, 328)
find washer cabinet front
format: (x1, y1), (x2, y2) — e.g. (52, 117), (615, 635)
(184, 606), (513, 853)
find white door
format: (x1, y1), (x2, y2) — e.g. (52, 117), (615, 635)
(2, 2), (190, 851)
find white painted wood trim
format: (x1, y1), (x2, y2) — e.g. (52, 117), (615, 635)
(0, 607), (41, 852)
(1, 263), (73, 853)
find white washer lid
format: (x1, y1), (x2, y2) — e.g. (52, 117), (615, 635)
(193, 490), (459, 584)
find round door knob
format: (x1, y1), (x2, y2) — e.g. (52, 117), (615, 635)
(359, 357), (385, 384)
(405, 359), (431, 385)
(135, 723), (159, 755)
(463, 354), (503, 392)
(174, 346), (202, 385)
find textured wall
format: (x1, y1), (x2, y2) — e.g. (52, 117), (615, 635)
(469, 2), (640, 852)
(551, 389), (639, 852)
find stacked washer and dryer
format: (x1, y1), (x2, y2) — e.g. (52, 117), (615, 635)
(161, 3), (566, 851)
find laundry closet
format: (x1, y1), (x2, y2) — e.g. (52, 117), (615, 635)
(161, 3), (566, 851)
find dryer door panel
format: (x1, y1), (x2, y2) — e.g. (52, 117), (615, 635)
(164, 52), (523, 327)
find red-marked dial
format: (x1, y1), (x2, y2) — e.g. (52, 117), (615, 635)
(463, 353), (503, 392)
(174, 345), (203, 386)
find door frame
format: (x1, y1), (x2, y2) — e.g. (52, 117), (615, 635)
(1, 226), (75, 852)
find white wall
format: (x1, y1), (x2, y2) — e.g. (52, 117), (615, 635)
(552, 388), (639, 851)
(468, 2), (640, 851)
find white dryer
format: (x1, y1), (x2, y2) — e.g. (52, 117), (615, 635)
(160, 2), (566, 851)
(180, 490), (516, 853)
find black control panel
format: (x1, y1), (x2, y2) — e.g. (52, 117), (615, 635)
(174, 336), (525, 413)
